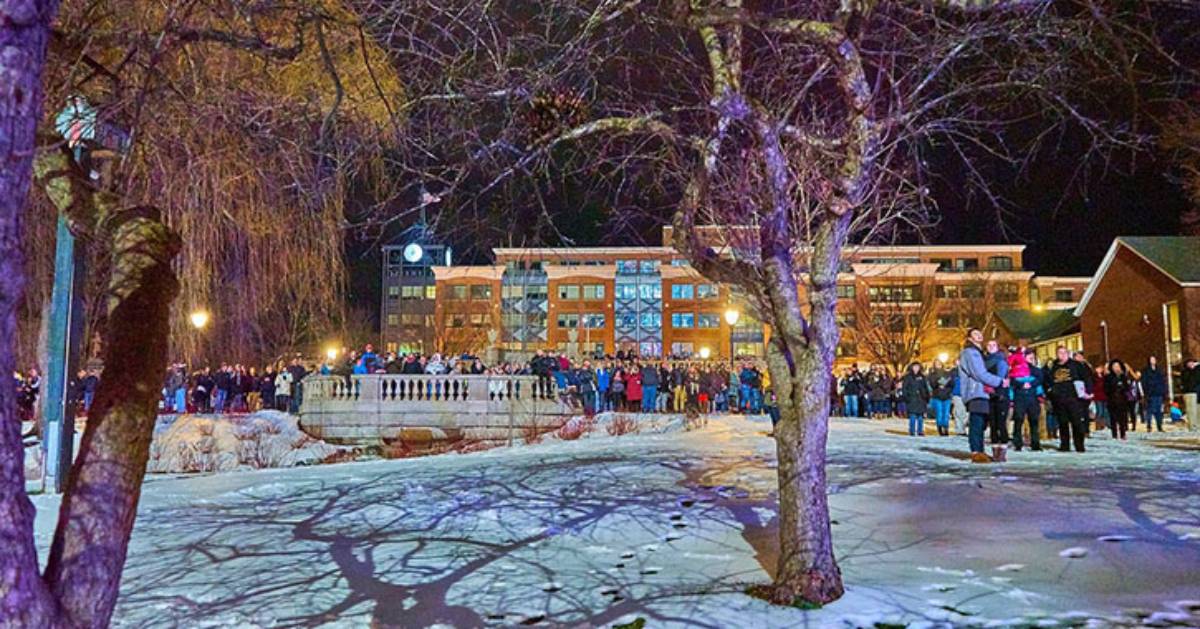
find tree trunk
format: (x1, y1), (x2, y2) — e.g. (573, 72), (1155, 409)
(768, 344), (844, 606)
(42, 207), (179, 626)
(0, 0), (64, 622)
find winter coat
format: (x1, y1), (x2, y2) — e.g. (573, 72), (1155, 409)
(274, 371), (294, 397)
(841, 373), (863, 396)
(958, 342), (1003, 404)
(596, 368), (611, 392)
(901, 372), (931, 415)
(641, 366), (660, 387)
(1104, 372), (1134, 409)
(928, 368), (954, 400)
(625, 372), (643, 402)
(984, 350), (1009, 397)
(1182, 363), (1200, 396)
(1141, 366), (1167, 397)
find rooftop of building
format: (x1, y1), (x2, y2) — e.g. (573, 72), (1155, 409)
(993, 309), (1081, 345)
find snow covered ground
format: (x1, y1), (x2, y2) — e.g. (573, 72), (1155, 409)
(30, 415), (1200, 628)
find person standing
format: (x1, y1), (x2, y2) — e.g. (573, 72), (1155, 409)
(901, 362), (931, 436)
(927, 360), (953, 436)
(1009, 348), (1043, 451)
(984, 341), (1010, 445)
(1092, 364), (1110, 432)
(958, 329), (1006, 462)
(1043, 346), (1091, 453)
(1103, 360), (1133, 441)
(1140, 355), (1167, 432)
(274, 368), (294, 412)
(640, 362), (660, 414)
(626, 363), (643, 413)
(950, 363), (968, 436)
(841, 365), (863, 418)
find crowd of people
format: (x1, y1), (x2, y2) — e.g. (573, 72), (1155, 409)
(837, 329), (1199, 462)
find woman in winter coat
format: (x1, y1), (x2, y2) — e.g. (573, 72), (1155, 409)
(1103, 360), (1134, 440)
(928, 360), (955, 436)
(901, 363), (932, 436)
(624, 366), (643, 412)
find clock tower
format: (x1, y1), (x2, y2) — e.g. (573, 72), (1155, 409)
(381, 222), (451, 354)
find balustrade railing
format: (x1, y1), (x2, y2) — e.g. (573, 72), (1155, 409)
(301, 374), (559, 408)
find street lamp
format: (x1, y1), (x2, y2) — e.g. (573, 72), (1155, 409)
(326, 347), (338, 361)
(699, 346), (711, 360)
(1032, 303), (1045, 313)
(937, 351), (950, 365)
(189, 310), (210, 330)
(724, 308), (740, 365)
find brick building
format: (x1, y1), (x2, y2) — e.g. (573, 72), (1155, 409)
(385, 227), (1093, 370)
(1074, 237), (1200, 395)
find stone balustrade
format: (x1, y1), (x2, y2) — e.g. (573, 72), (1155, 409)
(298, 374), (573, 445)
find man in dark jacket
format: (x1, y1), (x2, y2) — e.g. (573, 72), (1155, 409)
(1182, 358), (1200, 397)
(841, 365), (863, 418)
(640, 363), (660, 414)
(1043, 346), (1091, 452)
(1011, 348), (1043, 451)
(1140, 356), (1167, 432)
(901, 363), (931, 436)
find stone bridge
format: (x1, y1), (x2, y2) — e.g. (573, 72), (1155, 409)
(298, 374), (574, 446)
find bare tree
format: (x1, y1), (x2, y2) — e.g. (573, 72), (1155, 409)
(855, 279), (939, 375)
(360, 0), (1182, 604)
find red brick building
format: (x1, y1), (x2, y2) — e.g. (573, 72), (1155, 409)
(1075, 236), (1200, 397)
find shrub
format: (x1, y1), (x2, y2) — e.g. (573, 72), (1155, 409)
(556, 417), (594, 441)
(607, 414), (639, 436)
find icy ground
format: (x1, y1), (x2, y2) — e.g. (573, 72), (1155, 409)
(30, 415), (1200, 628)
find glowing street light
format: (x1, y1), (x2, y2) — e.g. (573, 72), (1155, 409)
(937, 351), (950, 364)
(1032, 303), (1045, 312)
(326, 347), (338, 361)
(724, 308), (741, 326)
(699, 347), (711, 360)
(189, 310), (210, 330)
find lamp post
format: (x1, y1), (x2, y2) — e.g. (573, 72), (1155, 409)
(189, 310), (210, 368)
(724, 308), (740, 367)
(699, 346), (711, 360)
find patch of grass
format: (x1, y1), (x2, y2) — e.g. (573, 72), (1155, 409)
(612, 618), (645, 629)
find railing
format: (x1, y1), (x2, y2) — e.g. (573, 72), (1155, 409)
(301, 374), (558, 406)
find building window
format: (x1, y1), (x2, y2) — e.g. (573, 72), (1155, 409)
(954, 258), (979, 272)
(387, 285), (400, 298)
(936, 285), (959, 299)
(671, 258), (690, 267)
(994, 282), (1020, 303)
(936, 314), (960, 328)
(671, 312), (695, 328)
(582, 313), (606, 329)
(836, 342), (857, 357)
(502, 284), (525, 298)
(469, 313), (491, 327)
(526, 285), (548, 300)
(470, 285), (492, 300)
(556, 313), (580, 328)
(670, 342), (694, 357)
(401, 285), (426, 299)
(616, 260), (639, 275)
(836, 284), (856, 299)
(868, 285), (921, 303)
(1053, 288), (1074, 302)
(930, 258), (952, 272)
(961, 284), (985, 299)
(401, 314), (423, 326)
(386, 314), (399, 327)
(671, 284), (694, 299)
(697, 283), (719, 299)
(638, 283), (662, 299)
(617, 313), (637, 328)
(988, 256), (1014, 271)
(446, 314), (465, 328)
(639, 312), (662, 328)
(448, 284), (468, 300)
(615, 284), (637, 300)
(836, 312), (857, 328)
(582, 284), (605, 300)
(639, 260), (659, 274)
(697, 313), (720, 328)
(558, 284), (581, 300)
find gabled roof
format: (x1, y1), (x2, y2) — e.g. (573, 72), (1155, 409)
(993, 309), (1080, 344)
(1074, 236), (1200, 316)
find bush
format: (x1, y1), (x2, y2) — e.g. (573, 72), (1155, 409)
(556, 417), (594, 441)
(607, 414), (639, 436)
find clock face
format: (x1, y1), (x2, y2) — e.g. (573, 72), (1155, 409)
(403, 243), (424, 263)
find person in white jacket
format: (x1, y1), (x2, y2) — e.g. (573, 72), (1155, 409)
(274, 370), (294, 412)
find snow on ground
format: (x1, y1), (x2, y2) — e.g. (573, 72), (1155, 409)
(29, 415), (1200, 628)
(146, 412), (342, 473)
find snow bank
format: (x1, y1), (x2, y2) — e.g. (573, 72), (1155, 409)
(146, 412), (342, 474)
